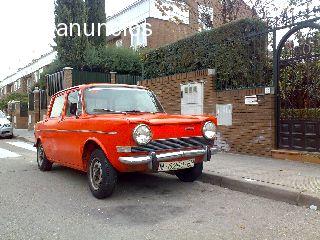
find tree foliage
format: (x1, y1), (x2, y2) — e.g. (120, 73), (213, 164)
(0, 93), (28, 111)
(83, 45), (142, 75)
(54, 0), (89, 68)
(86, 0), (106, 47)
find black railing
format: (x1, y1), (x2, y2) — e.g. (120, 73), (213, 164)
(40, 90), (47, 110)
(47, 71), (64, 96)
(72, 70), (111, 86)
(116, 74), (143, 85)
(28, 93), (34, 111)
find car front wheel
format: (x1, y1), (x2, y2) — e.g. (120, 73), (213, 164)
(175, 162), (203, 182)
(88, 149), (117, 199)
(37, 142), (52, 171)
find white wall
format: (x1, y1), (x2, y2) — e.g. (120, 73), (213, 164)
(0, 51), (57, 88)
(106, 0), (189, 36)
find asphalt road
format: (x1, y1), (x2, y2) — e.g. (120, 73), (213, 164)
(0, 138), (319, 240)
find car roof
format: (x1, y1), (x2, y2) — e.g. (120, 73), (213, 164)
(52, 83), (148, 98)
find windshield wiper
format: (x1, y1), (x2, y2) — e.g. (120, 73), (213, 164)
(92, 109), (123, 114)
(124, 110), (144, 113)
(124, 110), (160, 114)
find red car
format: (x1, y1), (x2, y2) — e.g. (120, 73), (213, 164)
(35, 84), (219, 198)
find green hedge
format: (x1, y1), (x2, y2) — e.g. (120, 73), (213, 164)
(142, 18), (270, 90)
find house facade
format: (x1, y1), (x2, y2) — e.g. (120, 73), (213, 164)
(0, 51), (57, 98)
(106, 0), (253, 49)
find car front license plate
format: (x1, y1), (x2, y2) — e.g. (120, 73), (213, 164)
(158, 159), (195, 172)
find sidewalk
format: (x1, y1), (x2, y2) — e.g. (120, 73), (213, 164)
(13, 129), (34, 143)
(201, 153), (320, 208)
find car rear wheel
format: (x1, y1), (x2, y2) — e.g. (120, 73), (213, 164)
(88, 149), (117, 199)
(37, 142), (52, 171)
(175, 162), (203, 182)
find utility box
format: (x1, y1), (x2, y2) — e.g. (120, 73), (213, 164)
(181, 82), (204, 115)
(216, 104), (233, 126)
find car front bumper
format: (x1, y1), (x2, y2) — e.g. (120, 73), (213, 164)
(0, 126), (13, 137)
(119, 146), (219, 170)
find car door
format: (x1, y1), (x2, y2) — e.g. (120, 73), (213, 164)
(56, 89), (85, 169)
(41, 93), (66, 163)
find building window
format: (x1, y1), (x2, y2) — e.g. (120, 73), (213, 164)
(198, 4), (214, 31)
(130, 23), (147, 49)
(17, 79), (21, 89)
(13, 82), (18, 91)
(116, 39), (123, 47)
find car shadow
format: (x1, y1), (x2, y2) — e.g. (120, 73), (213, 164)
(49, 165), (198, 199)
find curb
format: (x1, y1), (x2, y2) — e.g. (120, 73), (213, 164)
(199, 172), (320, 209)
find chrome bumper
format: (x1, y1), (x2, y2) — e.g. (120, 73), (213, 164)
(119, 147), (219, 167)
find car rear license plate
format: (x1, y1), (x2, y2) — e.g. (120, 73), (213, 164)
(158, 159), (195, 172)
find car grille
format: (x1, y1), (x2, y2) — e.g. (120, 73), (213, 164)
(131, 137), (213, 153)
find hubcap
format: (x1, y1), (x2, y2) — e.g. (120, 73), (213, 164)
(90, 159), (103, 190)
(37, 145), (45, 167)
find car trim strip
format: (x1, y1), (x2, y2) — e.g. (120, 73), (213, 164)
(35, 129), (118, 135)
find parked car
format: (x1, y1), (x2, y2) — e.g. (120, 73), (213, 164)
(35, 84), (219, 199)
(0, 111), (13, 138)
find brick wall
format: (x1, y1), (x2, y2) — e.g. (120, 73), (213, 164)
(214, 88), (275, 156)
(139, 69), (275, 156)
(109, 17), (194, 49)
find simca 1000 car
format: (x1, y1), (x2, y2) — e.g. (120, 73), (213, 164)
(35, 84), (219, 198)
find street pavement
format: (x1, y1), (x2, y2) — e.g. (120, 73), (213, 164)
(13, 129), (320, 208)
(0, 137), (320, 240)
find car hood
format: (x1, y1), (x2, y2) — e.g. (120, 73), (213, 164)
(0, 118), (10, 125)
(123, 113), (211, 125)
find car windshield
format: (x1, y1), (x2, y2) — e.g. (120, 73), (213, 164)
(84, 87), (164, 114)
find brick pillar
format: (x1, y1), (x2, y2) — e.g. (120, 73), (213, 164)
(110, 72), (117, 84)
(34, 88), (40, 123)
(63, 67), (73, 88)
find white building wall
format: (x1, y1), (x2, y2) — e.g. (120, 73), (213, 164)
(0, 51), (57, 88)
(106, 0), (189, 36)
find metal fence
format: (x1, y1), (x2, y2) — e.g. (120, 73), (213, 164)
(28, 92), (34, 111)
(116, 74), (143, 85)
(20, 102), (28, 117)
(72, 70), (111, 86)
(40, 90), (47, 110)
(47, 71), (64, 96)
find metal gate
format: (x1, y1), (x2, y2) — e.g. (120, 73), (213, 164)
(181, 82), (204, 115)
(276, 21), (320, 152)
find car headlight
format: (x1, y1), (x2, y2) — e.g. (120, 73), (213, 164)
(202, 121), (216, 140)
(133, 124), (152, 145)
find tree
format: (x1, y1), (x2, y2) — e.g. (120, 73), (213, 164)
(0, 93), (28, 111)
(86, 0), (107, 47)
(54, 0), (89, 69)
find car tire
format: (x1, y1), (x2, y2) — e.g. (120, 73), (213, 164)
(175, 162), (203, 182)
(37, 142), (52, 171)
(87, 149), (117, 199)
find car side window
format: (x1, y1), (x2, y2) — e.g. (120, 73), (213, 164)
(50, 95), (65, 118)
(66, 90), (82, 117)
